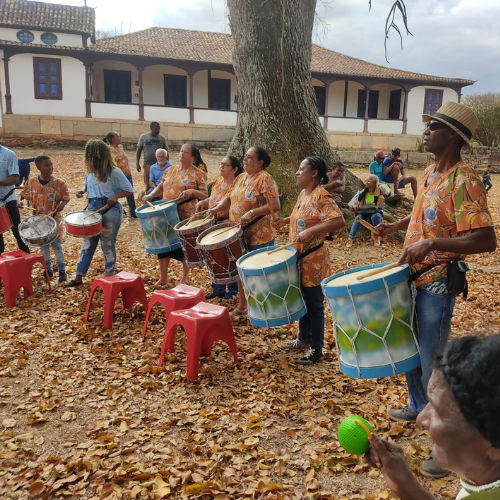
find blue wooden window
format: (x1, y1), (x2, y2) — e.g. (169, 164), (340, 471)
(33, 58), (62, 99)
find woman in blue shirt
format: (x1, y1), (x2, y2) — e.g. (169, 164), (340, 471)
(65, 140), (133, 287)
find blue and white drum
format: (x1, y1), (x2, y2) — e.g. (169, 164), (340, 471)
(322, 263), (420, 379)
(237, 246), (307, 327)
(136, 200), (181, 254)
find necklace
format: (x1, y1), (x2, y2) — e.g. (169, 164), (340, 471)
(460, 477), (500, 493)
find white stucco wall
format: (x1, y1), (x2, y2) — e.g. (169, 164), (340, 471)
(195, 109), (237, 126)
(0, 27), (84, 48)
(328, 117), (364, 133)
(406, 86), (459, 135)
(142, 64), (187, 106)
(5, 53), (85, 116)
(92, 102), (139, 120)
(368, 119), (403, 134)
(144, 106), (190, 123)
(328, 81), (346, 116)
(345, 81), (365, 118)
(92, 60), (138, 103)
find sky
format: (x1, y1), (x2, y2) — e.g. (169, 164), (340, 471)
(41, 0), (500, 95)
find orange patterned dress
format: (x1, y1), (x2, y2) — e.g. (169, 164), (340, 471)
(405, 162), (493, 287)
(109, 144), (131, 177)
(289, 187), (343, 287)
(21, 176), (70, 239)
(229, 170), (279, 247)
(161, 165), (207, 220)
(209, 176), (237, 220)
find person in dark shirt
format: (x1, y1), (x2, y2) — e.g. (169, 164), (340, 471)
(483, 164), (493, 193)
(136, 121), (168, 191)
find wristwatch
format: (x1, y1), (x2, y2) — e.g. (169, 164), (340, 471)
(249, 209), (255, 218)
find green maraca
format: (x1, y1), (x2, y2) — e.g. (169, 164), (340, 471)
(338, 415), (374, 455)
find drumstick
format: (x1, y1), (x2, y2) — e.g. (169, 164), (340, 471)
(355, 216), (380, 235)
(187, 209), (209, 225)
(36, 213), (52, 223)
(146, 201), (155, 208)
(264, 194), (276, 221)
(356, 262), (402, 281)
(216, 222), (241, 236)
(267, 242), (296, 255)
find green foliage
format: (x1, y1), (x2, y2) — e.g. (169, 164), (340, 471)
(463, 93), (500, 147)
(416, 137), (425, 153)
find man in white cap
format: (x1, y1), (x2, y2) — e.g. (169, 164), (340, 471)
(376, 101), (497, 477)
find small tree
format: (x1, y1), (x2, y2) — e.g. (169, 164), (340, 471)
(463, 93), (500, 147)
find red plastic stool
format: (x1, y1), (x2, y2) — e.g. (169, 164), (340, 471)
(84, 271), (148, 329)
(158, 301), (238, 380)
(0, 254), (34, 307)
(2, 250), (52, 291)
(141, 284), (206, 340)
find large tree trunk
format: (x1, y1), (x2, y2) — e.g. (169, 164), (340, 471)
(227, 0), (362, 214)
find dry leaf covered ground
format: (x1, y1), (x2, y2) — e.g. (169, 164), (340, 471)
(0, 149), (498, 500)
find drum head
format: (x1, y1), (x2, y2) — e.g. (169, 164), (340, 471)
(238, 247), (295, 270)
(138, 201), (176, 215)
(19, 215), (57, 236)
(65, 211), (102, 225)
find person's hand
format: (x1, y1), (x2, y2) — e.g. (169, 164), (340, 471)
(272, 217), (288, 229)
(295, 228), (314, 243)
(177, 190), (192, 202)
(55, 203), (64, 213)
(107, 194), (119, 207)
(195, 201), (204, 212)
(374, 222), (397, 238)
(142, 194), (152, 204)
(136, 163), (142, 173)
(399, 239), (434, 266)
(17, 200), (24, 209)
(240, 211), (253, 226)
(76, 190), (85, 199)
(364, 435), (426, 499)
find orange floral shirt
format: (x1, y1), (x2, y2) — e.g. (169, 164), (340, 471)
(229, 170), (279, 247)
(290, 187), (343, 287)
(162, 165), (207, 220)
(110, 144), (131, 177)
(405, 162), (493, 287)
(21, 176), (70, 239)
(209, 176), (237, 220)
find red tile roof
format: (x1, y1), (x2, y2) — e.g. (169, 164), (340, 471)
(0, 0), (95, 36)
(92, 27), (474, 87)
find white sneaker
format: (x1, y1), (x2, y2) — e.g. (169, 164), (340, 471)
(281, 338), (310, 351)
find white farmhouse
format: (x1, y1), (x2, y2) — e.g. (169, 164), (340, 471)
(0, 0), (474, 150)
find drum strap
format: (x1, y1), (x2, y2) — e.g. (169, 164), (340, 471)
(408, 264), (437, 282)
(177, 197), (196, 207)
(242, 215), (264, 232)
(1, 188), (15, 203)
(298, 242), (324, 261)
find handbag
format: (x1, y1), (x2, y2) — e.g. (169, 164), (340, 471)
(447, 260), (469, 297)
(357, 205), (381, 216)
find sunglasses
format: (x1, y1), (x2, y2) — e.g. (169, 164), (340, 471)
(426, 120), (448, 131)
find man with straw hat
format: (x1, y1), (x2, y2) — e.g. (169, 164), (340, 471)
(376, 101), (497, 477)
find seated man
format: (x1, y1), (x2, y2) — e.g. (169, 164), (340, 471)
(383, 147), (418, 198)
(323, 161), (346, 208)
(364, 335), (500, 499)
(147, 148), (172, 197)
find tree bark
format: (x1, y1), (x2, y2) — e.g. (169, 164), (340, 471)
(227, 0), (363, 214)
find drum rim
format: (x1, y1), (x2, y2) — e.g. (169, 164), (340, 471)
(237, 245), (297, 275)
(174, 214), (215, 234)
(197, 221), (242, 249)
(65, 210), (103, 226)
(19, 215), (59, 244)
(321, 262), (410, 298)
(136, 199), (177, 218)
(19, 214), (58, 229)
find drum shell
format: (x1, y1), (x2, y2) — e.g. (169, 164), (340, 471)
(321, 263), (420, 379)
(197, 222), (245, 284)
(236, 245), (307, 328)
(174, 215), (215, 268)
(19, 215), (59, 247)
(136, 200), (181, 254)
(0, 201), (13, 234)
(65, 211), (103, 238)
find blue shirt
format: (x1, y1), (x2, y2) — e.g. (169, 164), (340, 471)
(85, 168), (133, 199)
(382, 157), (403, 184)
(369, 161), (384, 181)
(147, 161), (172, 193)
(0, 146), (19, 203)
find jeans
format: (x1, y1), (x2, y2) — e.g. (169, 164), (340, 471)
(406, 283), (456, 413)
(0, 200), (30, 254)
(484, 179), (492, 192)
(298, 285), (325, 352)
(76, 200), (123, 277)
(40, 237), (65, 273)
(125, 174), (137, 216)
(349, 212), (383, 239)
(213, 281), (239, 298)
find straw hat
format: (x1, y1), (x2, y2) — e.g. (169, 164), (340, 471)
(422, 101), (478, 144)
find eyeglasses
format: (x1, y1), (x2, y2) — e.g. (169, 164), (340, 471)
(220, 162), (232, 168)
(426, 120), (448, 131)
